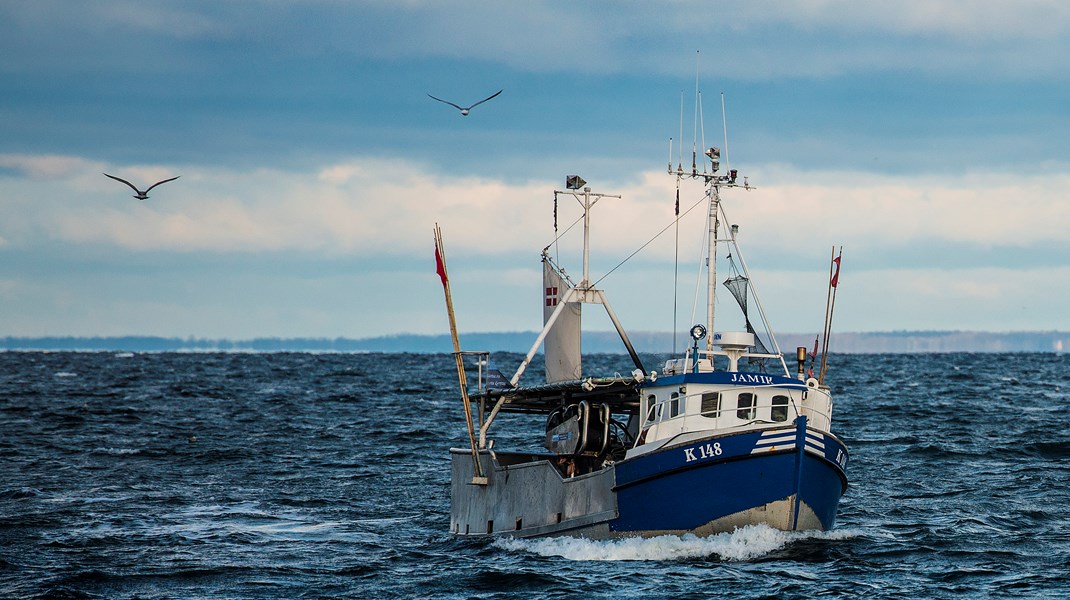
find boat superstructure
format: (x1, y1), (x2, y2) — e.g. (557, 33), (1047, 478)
(438, 127), (848, 540)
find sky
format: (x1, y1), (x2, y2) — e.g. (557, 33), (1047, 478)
(1, 0), (1068, 341)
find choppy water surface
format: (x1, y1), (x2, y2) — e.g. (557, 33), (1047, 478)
(1, 351), (1068, 598)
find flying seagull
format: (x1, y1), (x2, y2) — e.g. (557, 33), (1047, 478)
(427, 89), (502, 116)
(103, 173), (180, 200)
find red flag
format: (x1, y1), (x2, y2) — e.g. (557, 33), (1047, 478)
(435, 239), (448, 287)
(830, 255), (841, 288)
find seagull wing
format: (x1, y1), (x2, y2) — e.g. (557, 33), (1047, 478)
(103, 173), (142, 193)
(466, 89), (503, 110)
(427, 94), (464, 111)
(144, 175), (180, 193)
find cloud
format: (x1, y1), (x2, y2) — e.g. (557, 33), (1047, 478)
(3, 153), (1068, 336)
(0, 154), (103, 179)
(738, 165), (1070, 249)
(5, 1), (1068, 80)
(95, 0), (231, 39)
(747, 0), (1070, 39)
(3, 154), (1068, 269)
(1, 0), (230, 41)
(323, 1), (1070, 78)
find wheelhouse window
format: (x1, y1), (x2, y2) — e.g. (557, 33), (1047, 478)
(771, 395), (789, 422)
(645, 394), (657, 424)
(701, 392), (721, 418)
(669, 392), (681, 418)
(736, 392), (756, 420)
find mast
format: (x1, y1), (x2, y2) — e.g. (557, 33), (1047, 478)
(706, 184), (719, 353)
(509, 178), (643, 387)
(581, 186), (593, 289)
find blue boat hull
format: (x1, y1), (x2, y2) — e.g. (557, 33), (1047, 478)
(611, 416), (848, 534)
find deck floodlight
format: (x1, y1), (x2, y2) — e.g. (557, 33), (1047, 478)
(566, 175), (586, 190)
(690, 324), (707, 341)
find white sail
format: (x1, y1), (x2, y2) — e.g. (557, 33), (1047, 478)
(543, 257), (581, 383)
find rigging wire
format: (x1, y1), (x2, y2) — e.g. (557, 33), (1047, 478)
(673, 90), (684, 355)
(553, 191), (559, 264)
(673, 184), (681, 355)
(543, 211), (585, 255)
(591, 193), (707, 288)
(689, 190), (711, 334)
(718, 199), (790, 375)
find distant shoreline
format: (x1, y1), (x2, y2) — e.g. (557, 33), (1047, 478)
(2, 331), (1066, 354)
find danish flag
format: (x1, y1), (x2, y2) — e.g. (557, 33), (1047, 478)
(545, 286), (559, 307)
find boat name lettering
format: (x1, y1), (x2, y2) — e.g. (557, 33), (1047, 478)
(683, 442), (723, 463)
(730, 373), (774, 385)
(835, 449), (848, 469)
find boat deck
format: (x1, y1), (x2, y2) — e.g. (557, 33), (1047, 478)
(475, 377), (641, 415)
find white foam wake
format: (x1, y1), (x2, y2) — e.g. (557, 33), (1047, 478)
(494, 525), (861, 562)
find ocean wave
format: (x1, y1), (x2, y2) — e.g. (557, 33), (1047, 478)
(494, 524), (862, 562)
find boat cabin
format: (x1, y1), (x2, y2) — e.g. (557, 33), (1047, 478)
(629, 331), (833, 457)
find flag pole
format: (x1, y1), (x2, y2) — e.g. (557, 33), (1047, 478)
(817, 247), (834, 381)
(819, 247), (842, 384)
(434, 224), (486, 484)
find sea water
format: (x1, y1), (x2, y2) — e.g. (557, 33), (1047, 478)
(1, 351), (1068, 598)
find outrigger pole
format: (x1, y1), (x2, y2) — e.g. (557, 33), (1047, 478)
(434, 224), (487, 485)
(818, 246), (843, 384)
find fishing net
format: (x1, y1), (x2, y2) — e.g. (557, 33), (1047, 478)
(723, 275), (771, 369)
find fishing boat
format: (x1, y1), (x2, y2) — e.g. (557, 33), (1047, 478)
(435, 144), (848, 539)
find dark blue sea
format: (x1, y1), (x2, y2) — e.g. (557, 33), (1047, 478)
(2, 351), (1068, 598)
